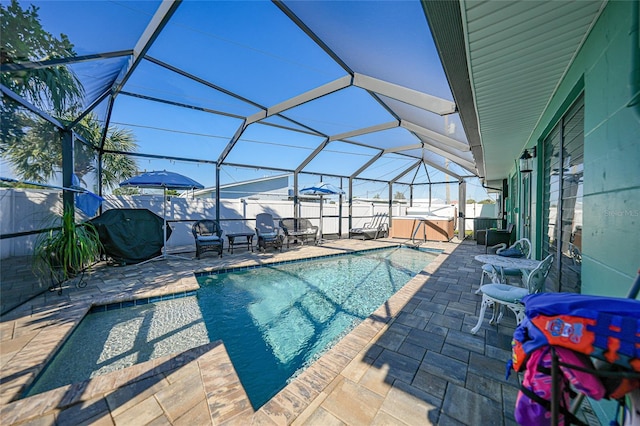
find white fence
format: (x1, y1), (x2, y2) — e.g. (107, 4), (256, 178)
(0, 188), (498, 258)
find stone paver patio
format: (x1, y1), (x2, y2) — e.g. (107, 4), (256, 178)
(0, 237), (578, 425)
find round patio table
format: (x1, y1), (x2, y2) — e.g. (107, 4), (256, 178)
(474, 254), (542, 283)
(474, 254), (542, 271)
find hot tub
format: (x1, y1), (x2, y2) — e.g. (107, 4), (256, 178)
(389, 207), (456, 242)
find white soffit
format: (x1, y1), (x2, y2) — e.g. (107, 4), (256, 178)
(461, 0), (605, 180)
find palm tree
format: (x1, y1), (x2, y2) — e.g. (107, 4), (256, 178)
(73, 114), (139, 191)
(1, 0), (138, 190)
(1, 0), (83, 115)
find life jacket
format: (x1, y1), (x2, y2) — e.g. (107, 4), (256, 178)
(511, 293), (640, 374)
(509, 293), (640, 424)
(515, 345), (606, 425)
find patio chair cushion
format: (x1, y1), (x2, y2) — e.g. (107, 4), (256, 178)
(260, 232), (279, 239)
(197, 235), (220, 241)
(499, 247), (525, 258)
(480, 284), (528, 303)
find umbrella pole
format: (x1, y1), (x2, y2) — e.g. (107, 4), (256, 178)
(318, 195), (328, 244)
(163, 187), (167, 259)
(138, 187), (190, 264)
(137, 188), (168, 265)
(319, 196), (323, 239)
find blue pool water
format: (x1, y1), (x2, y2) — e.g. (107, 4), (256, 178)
(26, 246), (438, 408)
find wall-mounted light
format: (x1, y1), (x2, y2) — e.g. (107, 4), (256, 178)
(519, 147), (537, 173)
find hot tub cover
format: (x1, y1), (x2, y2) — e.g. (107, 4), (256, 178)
(89, 208), (171, 264)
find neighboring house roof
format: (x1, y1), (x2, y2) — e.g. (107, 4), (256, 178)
(189, 174), (292, 198)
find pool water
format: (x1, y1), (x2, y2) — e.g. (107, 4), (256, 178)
(25, 246), (438, 408)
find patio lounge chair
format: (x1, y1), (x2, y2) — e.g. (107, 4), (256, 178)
(255, 213), (283, 252)
(279, 218), (318, 247)
(349, 213), (389, 240)
(470, 254), (554, 334)
(477, 238), (532, 293)
(192, 219), (223, 259)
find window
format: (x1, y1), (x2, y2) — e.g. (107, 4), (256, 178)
(542, 95), (584, 292)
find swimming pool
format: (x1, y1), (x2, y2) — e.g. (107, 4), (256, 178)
(25, 246), (438, 408)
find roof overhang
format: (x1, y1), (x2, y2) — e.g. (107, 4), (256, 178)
(423, 0), (606, 181)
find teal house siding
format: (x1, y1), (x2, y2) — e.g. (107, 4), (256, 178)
(581, 1), (640, 296)
(525, 1), (640, 297)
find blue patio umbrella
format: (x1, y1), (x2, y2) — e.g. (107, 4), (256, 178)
(300, 183), (345, 240)
(119, 170), (204, 191)
(119, 171), (204, 262)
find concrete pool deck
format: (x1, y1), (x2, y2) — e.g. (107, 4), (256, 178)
(0, 237), (560, 425)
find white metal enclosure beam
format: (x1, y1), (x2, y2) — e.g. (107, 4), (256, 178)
(329, 121), (399, 142)
(353, 73), (457, 115)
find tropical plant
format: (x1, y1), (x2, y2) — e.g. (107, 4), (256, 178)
(33, 207), (102, 293)
(112, 186), (141, 196)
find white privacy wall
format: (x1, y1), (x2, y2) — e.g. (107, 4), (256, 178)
(1, 188), (497, 258)
(1, 190), (387, 257)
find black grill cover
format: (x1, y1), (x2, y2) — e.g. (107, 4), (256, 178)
(89, 208), (171, 265)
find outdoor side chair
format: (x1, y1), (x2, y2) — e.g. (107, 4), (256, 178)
(471, 254), (554, 334)
(192, 219), (223, 259)
(255, 213), (284, 252)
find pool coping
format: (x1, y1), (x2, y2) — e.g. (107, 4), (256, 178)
(0, 239), (452, 425)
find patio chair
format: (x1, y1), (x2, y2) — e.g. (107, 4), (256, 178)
(279, 217), (318, 247)
(349, 213), (389, 240)
(192, 219), (223, 259)
(471, 254), (554, 334)
(477, 238), (532, 293)
(255, 213), (284, 252)
(476, 223), (515, 252)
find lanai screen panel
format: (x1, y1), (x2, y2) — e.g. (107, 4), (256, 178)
(69, 58), (130, 114)
(356, 153), (418, 182)
(351, 179), (389, 200)
(109, 95), (243, 162)
(224, 123), (325, 169)
(122, 60), (264, 119)
(81, 98), (113, 148)
(1, 102), (64, 185)
(282, 86), (395, 137)
(422, 149), (475, 177)
(3, 1), (158, 133)
(401, 148), (473, 178)
(302, 141), (381, 177)
(260, 116), (321, 135)
(282, 0), (453, 98)
(394, 162), (448, 185)
(147, 1), (347, 107)
(219, 166), (290, 189)
(349, 127), (420, 151)
(383, 96), (469, 147)
(25, 1), (158, 56)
